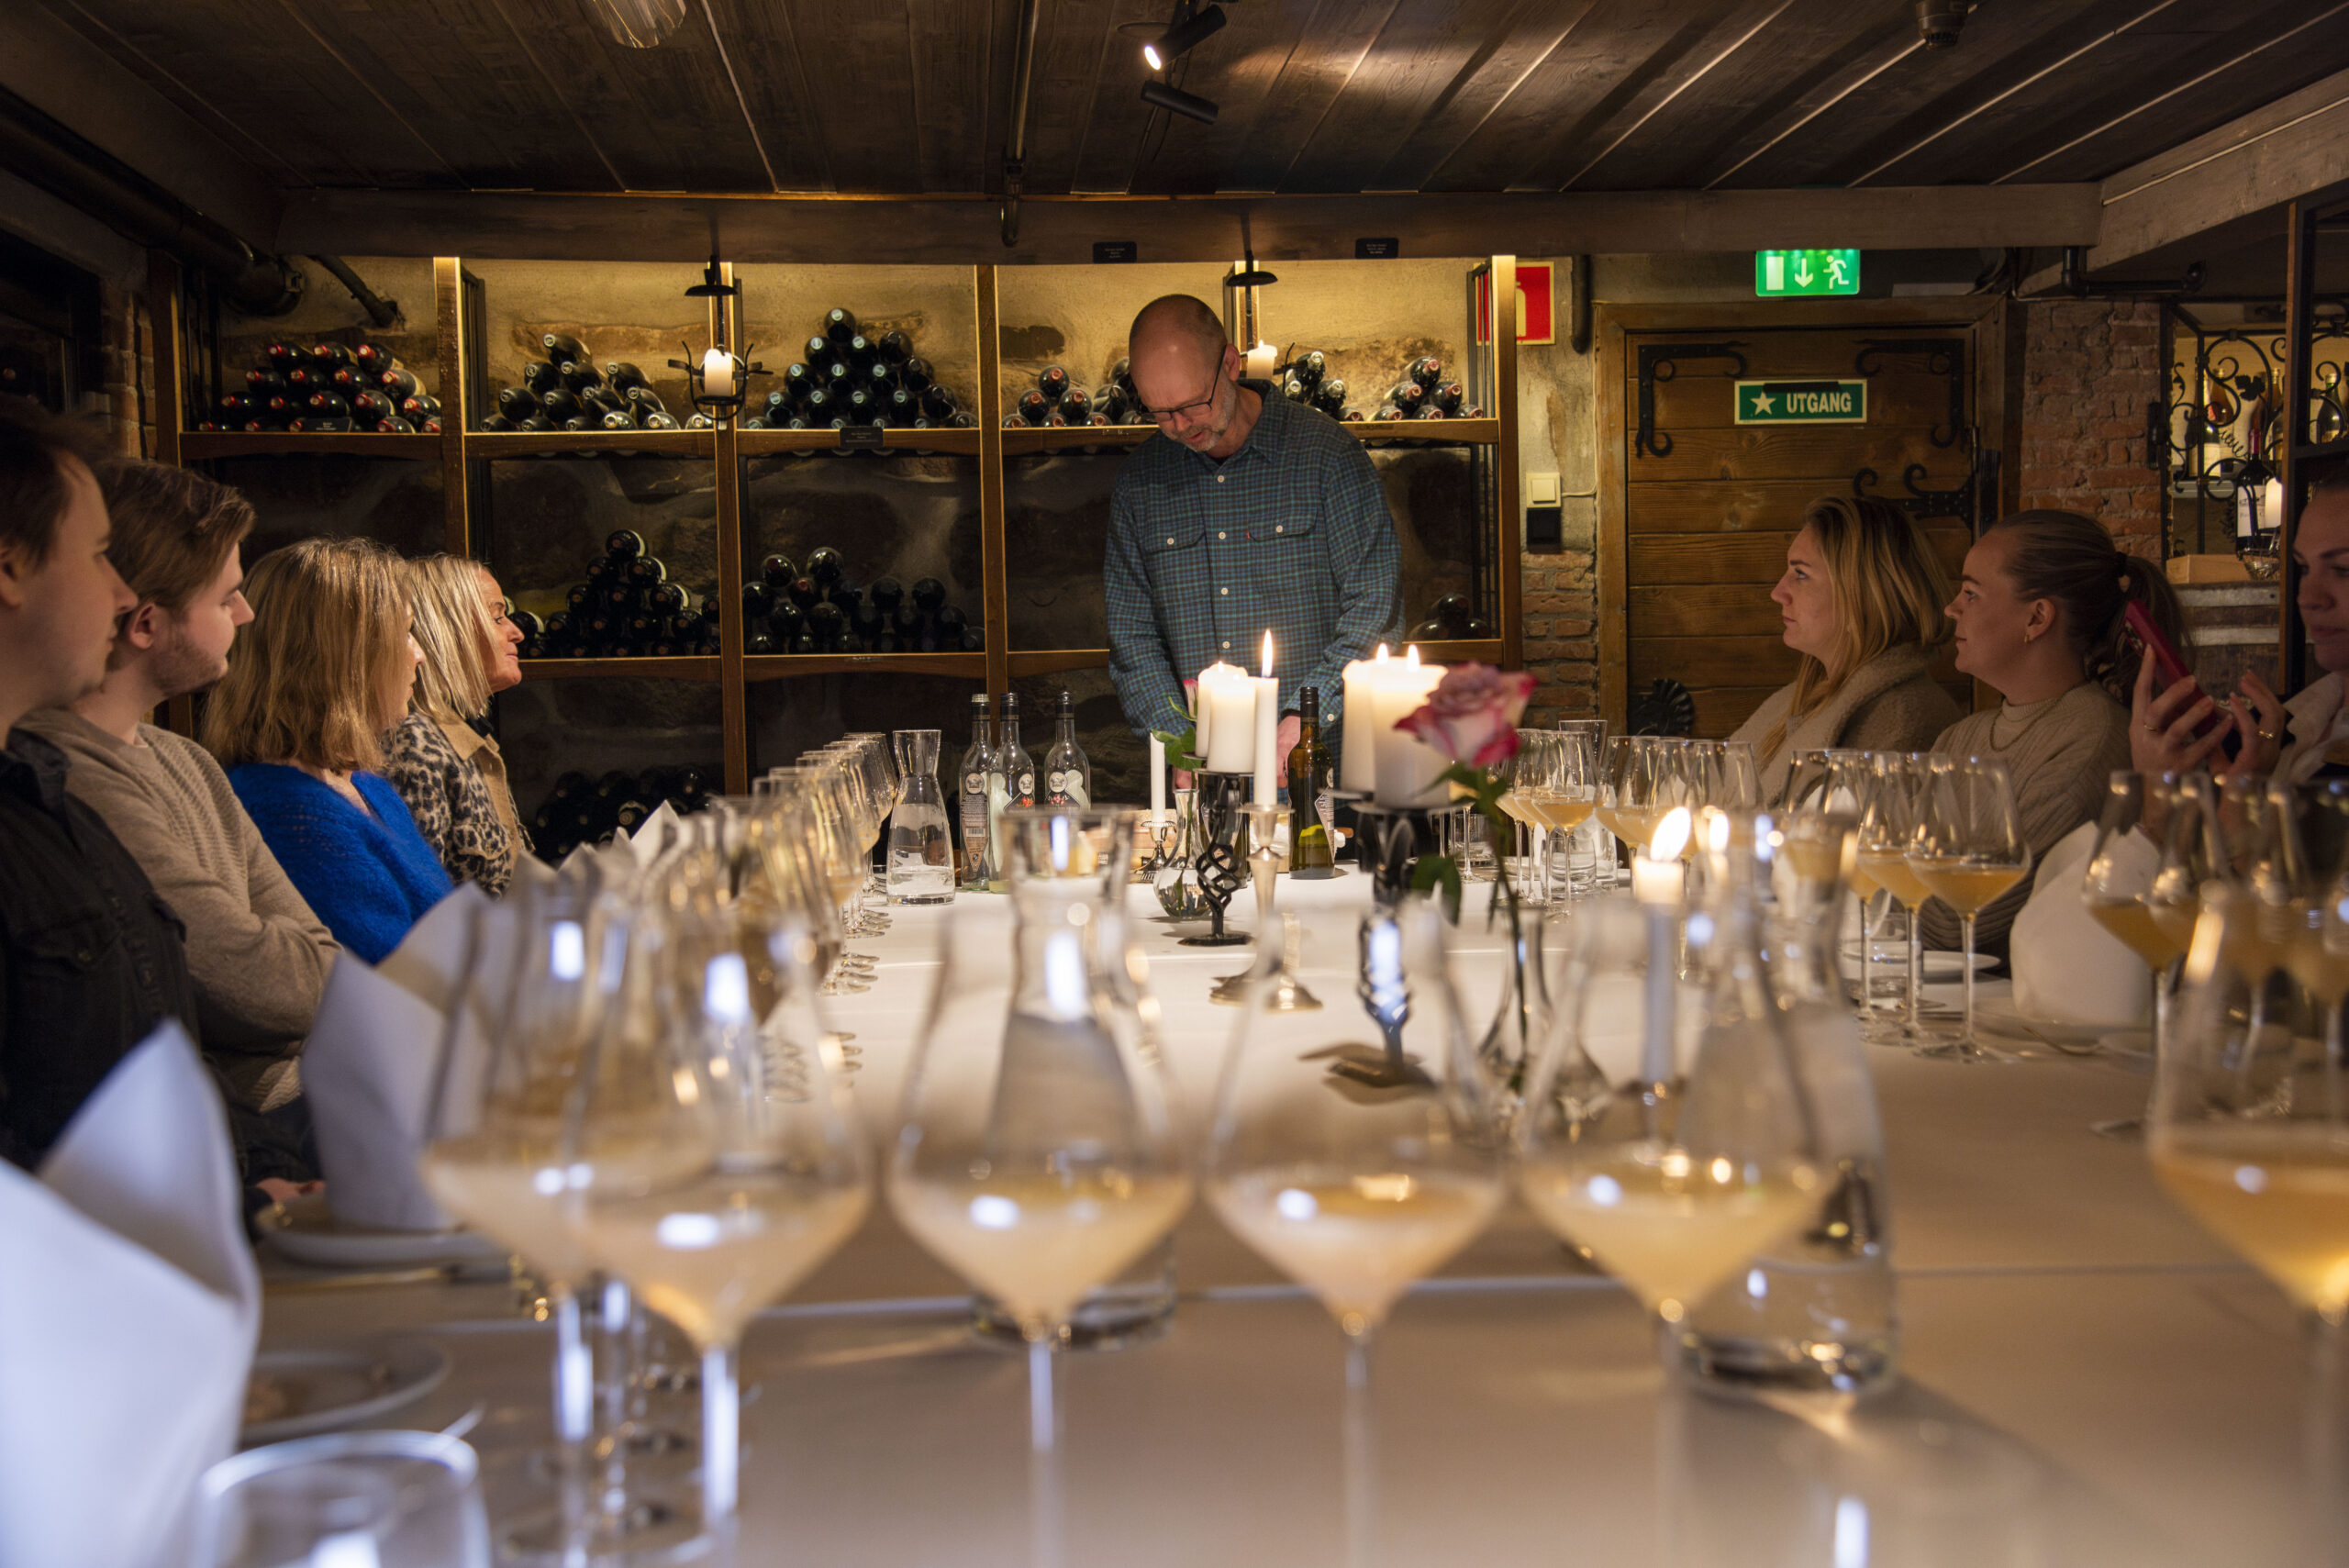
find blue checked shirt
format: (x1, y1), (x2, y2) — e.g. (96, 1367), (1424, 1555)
(1106, 394), (1402, 739)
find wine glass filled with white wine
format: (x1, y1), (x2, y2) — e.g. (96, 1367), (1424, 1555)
(1908, 755), (2032, 1062)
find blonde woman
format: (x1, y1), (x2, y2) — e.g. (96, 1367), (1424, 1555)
(384, 554), (529, 895)
(1730, 495), (1964, 801)
(206, 537), (451, 963)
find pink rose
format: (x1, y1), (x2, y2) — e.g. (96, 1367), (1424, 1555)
(1397, 663), (1537, 767)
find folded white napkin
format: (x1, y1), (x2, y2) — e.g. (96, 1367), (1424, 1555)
(632, 800), (682, 867)
(0, 1023), (258, 1568)
(377, 881), (494, 1013)
(303, 953), (459, 1232)
(2011, 821), (2152, 1029)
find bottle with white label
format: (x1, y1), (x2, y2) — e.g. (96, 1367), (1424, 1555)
(956, 694), (993, 890)
(1043, 689), (1092, 806)
(999, 692), (1037, 809)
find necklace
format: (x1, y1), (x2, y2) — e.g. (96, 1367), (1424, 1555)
(1988, 689), (2071, 751)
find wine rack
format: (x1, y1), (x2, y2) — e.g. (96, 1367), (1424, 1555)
(154, 257), (1522, 798)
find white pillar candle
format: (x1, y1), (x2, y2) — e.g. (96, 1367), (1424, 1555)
(1340, 644), (1389, 794)
(1632, 807), (1692, 905)
(1253, 633), (1280, 806)
(1197, 662), (1258, 774)
(701, 347), (734, 398)
(1369, 648), (1447, 807)
(1149, 733), (1167, 816)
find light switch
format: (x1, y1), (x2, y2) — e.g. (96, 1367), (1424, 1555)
(1527, 471), (1562, 507)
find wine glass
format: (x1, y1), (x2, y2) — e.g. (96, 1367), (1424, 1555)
(2150, 882), (2349, 1562)
(1852, 754), (1935, 1046)
(794, 762), (877, 995)
(1600, 736), (1687, 857)
(1509, 730), (1564, 906)
(2081, 772), (2188, 1063)
(1520, 889), (1826, 1361)
(562, 842), (872, 1537)
(1909, 756), (2032, 1062)
(1204, 897), (1506, 1566)
(1778, 747), (1864, 814)
(196, 1431), (490, 1568)
(887, 806), (1186, 1568)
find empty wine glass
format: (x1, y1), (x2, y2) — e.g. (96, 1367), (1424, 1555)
(1909, 756), (2032, 1063)
(1205, 897), (1506, 1567)
(196, 1431), (490, 1568)
(887, 806), (1186, 1568)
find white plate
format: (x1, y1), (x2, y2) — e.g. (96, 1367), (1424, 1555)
(240, 1338), (451, 1444)
(260, 1194), (507, 1270)
(1973, 995), (2151, 1050)
(1842, 944), (1996, 982)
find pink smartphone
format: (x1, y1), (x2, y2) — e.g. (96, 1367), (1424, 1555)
(2124, 602), (2240, 760)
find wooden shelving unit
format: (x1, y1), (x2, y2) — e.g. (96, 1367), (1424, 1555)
(158, 257), (1523, 795)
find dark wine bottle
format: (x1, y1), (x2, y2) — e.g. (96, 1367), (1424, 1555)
(604, 361), (648, 395)
(822, 361), (852, 394)
(560, 360), (604, 393)
(1386, 380), (1426, 415)
(742, 581), (776, 619)
(330, 364), (373, 393)
(601, 408), (640, 431)
(1414, 403), (1447, 420)
(522, 361), (563, 395)
(785, 576), (819, 610)
(804, 546), (844, 586)
(802, 386), (837, 423)
(627, 386), (667, 418)
(1431, 593), (1473, 629)
(770, 600), (806, 639)
(539, 387), (581, 423)
(806, 600), (847, 649)
(642, 412), (680, 430)
(1281, 376), (1310, 403)
(933, 604), (968, 640)
(822, 306), (856, 342)
(918, 385), (957, 420)
(351, 390), (397, 422)
(1431, 380), (1464, 414)
(511, 609), (544, 639)
(781, 362), (815, 402)
(376, 417), (417, 434)
(305, 391), (352, 421)
(1295, 350), (1327, 386)
(478, 412), (517, 433)
(285, 366), (320, 392)
(265, 342), (305, 372)
(899, 356), (932, 394)
(844, 334), (878, 371)
(607, 528), (645, 560)
(886, 388), (919, 425)
(761, 554), (797, 588)
(379, 367), (421, 400)
(826, 579), (863, 615)
(245, 368), (289, 395)
(1314, 377), (1348, 413)
(1017, 388), (1050, 425)
(311, 342), (356, 370)
(804, 334), (836, 369)
(580, 385), (626, 417)
(1036, 365), (1070, 402)
(1408, 356), (1443, 389)
(352, 341), (396, 373)
(542, 333), (590, 366)
(402, 393), (441, 420)
(910, 576), (947, 615)
(1060, 387), (1091, 422)
(843, 385), (882, 420)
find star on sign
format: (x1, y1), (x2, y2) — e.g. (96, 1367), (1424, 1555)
(1749, 389), (1775, 415)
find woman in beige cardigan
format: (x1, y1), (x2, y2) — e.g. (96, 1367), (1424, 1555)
(1731, 495), (1963, 803)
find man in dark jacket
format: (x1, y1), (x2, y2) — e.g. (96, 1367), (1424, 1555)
(0, 397), (198, 1169)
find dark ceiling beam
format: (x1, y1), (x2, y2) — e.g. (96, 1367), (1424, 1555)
(274, 183), (2101, 265)
(2035, 63), (2349, 283)
(0, 2), (280, 250)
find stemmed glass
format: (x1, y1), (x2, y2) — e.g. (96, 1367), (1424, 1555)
(1526, 728), (1598, 904)
(1204, 898), (1506, 1568)
(2081, 772), (2190, 1062)
(1853, 755), (1934, 1045)
(1508, 730), (1564, 905)
(797, 762), (878, 995)
(888, 806), (1187, 1568)
(1909, 756), (2032, 1062)
(2151, 882), (2349, 1562)
(561, 842), (872, 1539)
(1600, 736), (1691, 858)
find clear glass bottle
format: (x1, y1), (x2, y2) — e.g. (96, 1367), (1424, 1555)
(956, 694), (993, 891)
(1000, 692), (1036, 808)
(1676, 811), (1898, 1398)
(1044, 690), (1091, 806)
(885, 728), (954, 905)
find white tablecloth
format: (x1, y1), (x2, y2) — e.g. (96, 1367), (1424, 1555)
(260, 874), (2299, 1567)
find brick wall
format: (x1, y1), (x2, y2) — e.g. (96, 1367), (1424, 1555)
(91, 279), (155, 457)
(1520, 547), (1597, 726)
(2016, 298), (2163, 558)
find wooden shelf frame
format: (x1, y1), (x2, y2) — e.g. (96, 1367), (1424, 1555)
(158, 255), (1523, 793)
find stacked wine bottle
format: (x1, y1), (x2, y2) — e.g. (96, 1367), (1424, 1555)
(750, 306), (973, 432)
(475, 332), (682, 434)
(1003, 359), (1152, 428)
(529, 765), (715, 861)
(521, 528), (718, 660)
(1409, 592), (1495, 641)
(1368, 354), (1482, 421)
(195, 340), (441, 434)
(740, 546), (980, 654)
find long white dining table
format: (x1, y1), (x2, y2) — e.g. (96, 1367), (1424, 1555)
(259, 871), (2305, 1567)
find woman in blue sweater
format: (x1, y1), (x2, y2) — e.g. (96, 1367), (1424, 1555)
(205, 537), (452, 963)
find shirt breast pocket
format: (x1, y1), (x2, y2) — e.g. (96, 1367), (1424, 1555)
(6, 906), (123, 1022)
(1141, 524), (1207, 595)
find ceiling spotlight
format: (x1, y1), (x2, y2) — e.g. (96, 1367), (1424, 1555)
(1913, 0), (1971, 48)
(1142, 4), (1226, 71)
(1141, 80), (1219, 126)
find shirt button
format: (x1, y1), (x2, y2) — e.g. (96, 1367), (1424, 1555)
(1223, 640), (1230, 650)
(1275, 525), (1284, 533)
(1164, 537), (1174, 546)
(1220, 587), (1229, 595)
(1218, 531), (1226, 540)
(1216, 475), (1226, 484)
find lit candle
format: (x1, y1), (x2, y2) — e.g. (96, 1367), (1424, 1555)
(1243, 340), (1279, 380)
(1369, 646), (1447, 807)
(1197, 662), (1258, 774)
(1149, 732), (1167, 817)
(1253, 632), (1280, 806)
(1340, 644), (1388, 794)
(701, 347), (735, 399)
(1632, 806), (1692, 905)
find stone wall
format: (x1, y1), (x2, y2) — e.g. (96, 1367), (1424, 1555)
(2015, 298), (2163, 559)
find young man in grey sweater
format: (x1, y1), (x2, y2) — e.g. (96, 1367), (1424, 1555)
(17, 463), (336, 1163)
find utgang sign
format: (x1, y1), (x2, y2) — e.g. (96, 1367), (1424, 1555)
(1734, 380), (1867, 425)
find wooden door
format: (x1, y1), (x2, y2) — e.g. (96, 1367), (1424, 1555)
(1598, 304), (2011, 739)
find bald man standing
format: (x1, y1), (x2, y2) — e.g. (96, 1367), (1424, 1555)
(1106, 295), (1401, 770)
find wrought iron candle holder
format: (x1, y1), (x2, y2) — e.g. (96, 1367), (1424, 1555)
(1349, 798), (1439, 911)
(1179, 772), (1252, 947)
(1211, 804), (1288, 1000)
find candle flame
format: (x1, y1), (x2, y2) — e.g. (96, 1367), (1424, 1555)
(1261, 630), (1275, 679)
(1704, 807), (1731, 855)
(1375, 643), (1389, 662)
(1404, 645), (1419, 667)
(1649, 806), (1692, 862)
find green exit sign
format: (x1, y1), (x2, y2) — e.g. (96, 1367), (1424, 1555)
(1755, 249), (1860, 296)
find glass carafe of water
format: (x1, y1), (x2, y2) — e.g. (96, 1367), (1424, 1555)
(885, 728), (955, 906)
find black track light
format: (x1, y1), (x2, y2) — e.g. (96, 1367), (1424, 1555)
(1142, 4), (1226, 71)
(1141, 79), (1219, 126)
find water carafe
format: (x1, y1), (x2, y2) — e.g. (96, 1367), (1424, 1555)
(885, 728), (955, 906)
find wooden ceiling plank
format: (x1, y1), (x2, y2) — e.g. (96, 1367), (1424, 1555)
(781, 3), (927, 194)
(268, 0), (468, 185)
(1420, 0), (1753, 195)
(40, 0), (311, 187)
(1992, 1), (2349, 184)
(903, 0), (995, 194)
(1015, 0), (1122, 196)
(1554, 0), (1798, 191)
(705, 0), (831, 191)
(1234, 0), (1408, 195)
(1367, 1), (1601, 194)
(1069, 0), (1168, 194)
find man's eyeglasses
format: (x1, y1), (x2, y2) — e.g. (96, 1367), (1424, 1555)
(1139, 361), (1224, 423)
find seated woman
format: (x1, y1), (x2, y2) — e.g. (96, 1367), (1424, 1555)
(1925, 509), (2188, 961)
(1730, 495), (1963, 803)
(204, 537), (453, 963)
(384, 554), (529, 895)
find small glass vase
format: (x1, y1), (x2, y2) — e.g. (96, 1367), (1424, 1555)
(1153, 788), (1212, 920)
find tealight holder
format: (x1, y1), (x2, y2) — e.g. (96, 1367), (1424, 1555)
(1179, 772), (1252, 947)
(1210, 804), (1287, 1000)
(1350, 798), (1439, 911)
(1133, 809), (1181, 884)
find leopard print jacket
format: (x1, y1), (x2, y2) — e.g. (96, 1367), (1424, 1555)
(384, 713), (517, 896)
